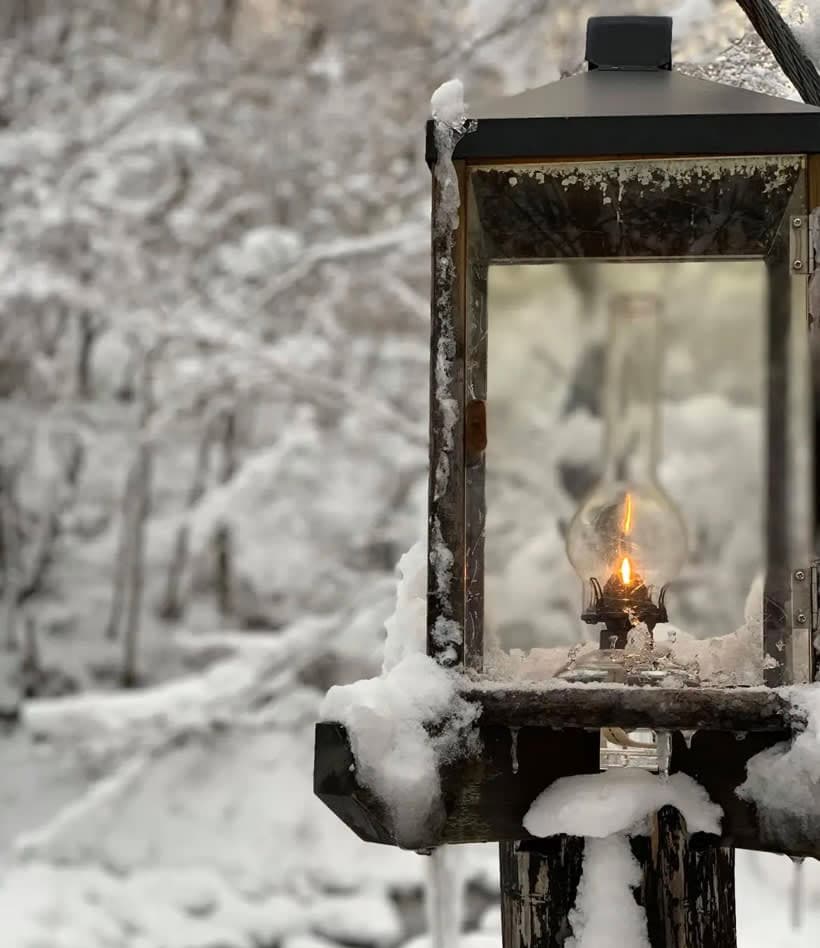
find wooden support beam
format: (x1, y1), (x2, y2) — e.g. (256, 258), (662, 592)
(460, 683), (800, 732)
(315, 721), (820, 857)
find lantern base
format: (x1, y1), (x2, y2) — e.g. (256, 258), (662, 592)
(558, 647), (699, 686)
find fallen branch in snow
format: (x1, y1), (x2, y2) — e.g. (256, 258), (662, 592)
(24, 616), (333, 749)
(256, 224), (426, 308)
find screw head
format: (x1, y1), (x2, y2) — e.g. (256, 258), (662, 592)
(794, 259), (804, 270)
(795, 570), (806, 581)
(797, 612), (808, 625)
(794, 217), (804, 228)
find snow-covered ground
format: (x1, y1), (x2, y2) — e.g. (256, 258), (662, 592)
(0, 676), (818, 947)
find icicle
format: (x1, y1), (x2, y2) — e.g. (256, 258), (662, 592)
(426, 846), (464, 948)
(790, 857), (805, 931)
(510, 727), (520, 774)
(655, 731), (672, 778)
(681, 729), (696, 749)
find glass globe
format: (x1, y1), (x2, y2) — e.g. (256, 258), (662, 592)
(566, 481), (687, 598)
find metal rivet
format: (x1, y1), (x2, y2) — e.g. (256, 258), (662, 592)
(795, 570), (806, 582)
(793, 217), (804, 228)
(797, 612), (808, 624)
(794, 259), (804, 270)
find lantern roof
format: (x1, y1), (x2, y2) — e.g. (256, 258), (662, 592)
(425, 15), (820, 165)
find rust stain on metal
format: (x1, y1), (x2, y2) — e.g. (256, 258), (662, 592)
(465, 398), (487, 459)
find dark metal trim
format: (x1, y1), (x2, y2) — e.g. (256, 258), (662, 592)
(426, 114), (820, 167)
(427, 161), (467, 667)
(585, 16), (672, 72)
(764, 175), (811, 686)
(464, 263), (488, 673)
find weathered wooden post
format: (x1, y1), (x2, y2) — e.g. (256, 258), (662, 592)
(315, 14), (820, 948)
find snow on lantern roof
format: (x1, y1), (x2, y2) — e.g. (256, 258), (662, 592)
(425, 16), (820, 165)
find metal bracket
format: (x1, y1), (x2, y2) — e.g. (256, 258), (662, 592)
(812, 563), (820, 679)
(809, 209), (820, 325)
(790, 214), (810, 274)
(791, 566), (817, 684)
(810, 209), (820, 273)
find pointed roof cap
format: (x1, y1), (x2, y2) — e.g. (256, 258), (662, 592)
(426, 16), (820, 165)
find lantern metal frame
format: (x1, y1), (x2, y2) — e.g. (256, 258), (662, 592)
(425, 20), (820, 688)
(444, 153), (814, 685)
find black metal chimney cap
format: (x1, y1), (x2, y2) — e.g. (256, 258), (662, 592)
(586, 16), (673, 71)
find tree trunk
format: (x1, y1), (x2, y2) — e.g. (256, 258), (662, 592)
(158, 524), (191, 622)
(16, 480), (60, 606)
(213, 407), (237, 617)
(105, 469), (133, 641)
(1, 485), (21, 653)
(214, 524), (232, 617)
(120, 350), (157, 687)
(157, 413), (217, 621)
(121, 441), (150, 688)
(76, 312), (99, 399)
(218, 0), (239, 43)
(20, 613), (41, 697)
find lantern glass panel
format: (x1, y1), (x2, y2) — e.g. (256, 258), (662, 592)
(463, 155), (812, 686)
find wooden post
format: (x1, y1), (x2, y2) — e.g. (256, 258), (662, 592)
(640, 808), (736, 948)
(499, 838), (584, 948)
(500, 814), (736, 948)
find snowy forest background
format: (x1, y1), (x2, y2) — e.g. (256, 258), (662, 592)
(0, 0), (818, 946)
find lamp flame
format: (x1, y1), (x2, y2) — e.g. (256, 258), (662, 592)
(623, 493), (633, 535)
(620, 556), (632, 586)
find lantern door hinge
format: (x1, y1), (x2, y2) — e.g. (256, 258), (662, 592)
(792, 565), (820, 683)
(812, 563), (820, 680)
(791, 214), (811, 275)
(810, 208), (820, 276)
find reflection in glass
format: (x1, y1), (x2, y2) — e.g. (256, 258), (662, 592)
(482, 261), (766, 668)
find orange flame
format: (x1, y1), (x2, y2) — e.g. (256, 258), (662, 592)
(623, 493), (633, 535)
(620, 556), (632, 586)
